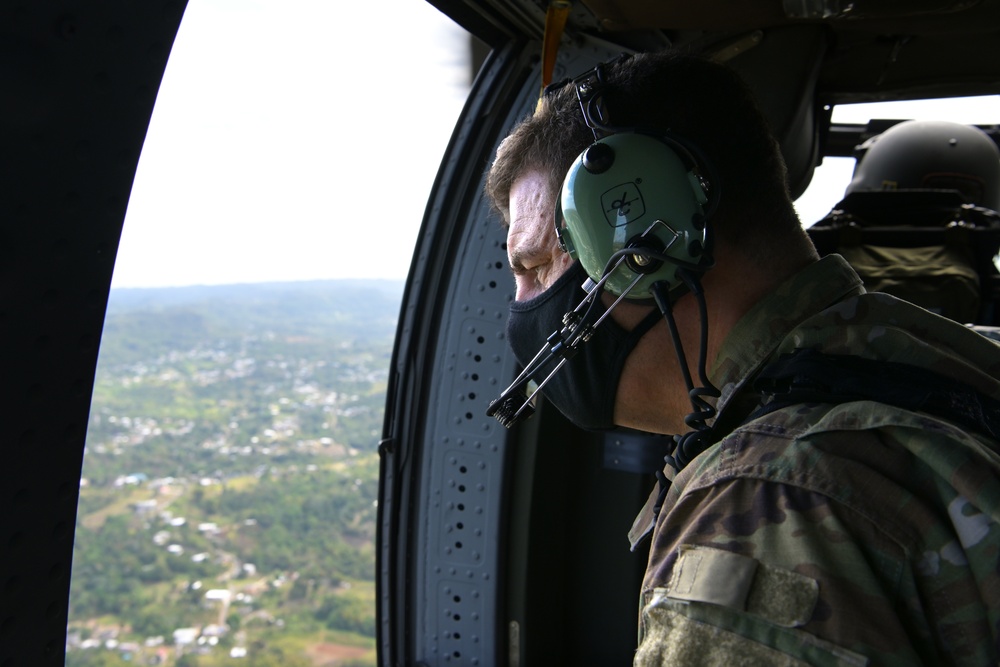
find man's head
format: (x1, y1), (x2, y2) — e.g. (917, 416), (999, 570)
(486, 51), (817, 434)
(486, 51), (805, 277)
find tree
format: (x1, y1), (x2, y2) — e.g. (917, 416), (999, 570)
(175, 654), (201, 667)
(65, 650), (131, 667)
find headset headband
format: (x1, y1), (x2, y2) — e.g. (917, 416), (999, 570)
(574, 64), (614, 141)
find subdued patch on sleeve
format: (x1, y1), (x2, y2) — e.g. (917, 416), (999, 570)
(637, 592), (816, 667)
(664, 545), (818, 628)
(637, 589), (869, 667)
(667, 544), (758, 610)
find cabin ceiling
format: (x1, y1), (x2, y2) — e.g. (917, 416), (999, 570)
(446, 0), (1000, 104)
(577, 0), (1000, 103)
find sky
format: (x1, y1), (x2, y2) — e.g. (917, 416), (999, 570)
(111, 1), (1000, 288)
(112, 0), (471, 288)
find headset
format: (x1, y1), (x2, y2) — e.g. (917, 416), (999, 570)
(554, 63), (720, 300)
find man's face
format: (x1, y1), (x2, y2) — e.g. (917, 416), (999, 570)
(503, 167), (693, 434)
(506, 169), (575, 301)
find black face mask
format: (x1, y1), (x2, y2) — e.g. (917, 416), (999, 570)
(505, 262), (661, 431)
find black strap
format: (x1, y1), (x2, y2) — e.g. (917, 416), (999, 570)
(650, 347), (1000, 525)
(749, 348), (1000, 442)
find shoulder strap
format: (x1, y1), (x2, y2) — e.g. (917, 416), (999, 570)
(749, 348), (1000, 442)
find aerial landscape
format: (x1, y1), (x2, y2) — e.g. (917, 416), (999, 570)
(68, 280), (403, 667)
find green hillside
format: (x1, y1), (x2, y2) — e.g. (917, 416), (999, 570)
(68, 280), (402, 667)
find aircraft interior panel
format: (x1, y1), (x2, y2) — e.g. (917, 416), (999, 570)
(377, 42), (537, 666)
(1, 2), (186, 665)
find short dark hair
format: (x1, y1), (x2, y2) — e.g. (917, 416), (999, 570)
(485, 51), (804, 257)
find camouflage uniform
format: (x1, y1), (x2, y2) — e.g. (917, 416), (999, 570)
(629, 255), (1000, 666)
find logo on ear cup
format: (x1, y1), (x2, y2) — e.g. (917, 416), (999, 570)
(601, 183), (645, 226)
(558, 132), (710, 298)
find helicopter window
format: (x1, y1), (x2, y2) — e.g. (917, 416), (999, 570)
(68, 1), (469, 664)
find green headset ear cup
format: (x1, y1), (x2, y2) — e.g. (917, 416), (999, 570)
(559, 132), (709, 298)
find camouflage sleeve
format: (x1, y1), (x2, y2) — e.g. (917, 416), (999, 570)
(635, 466), (999, 667)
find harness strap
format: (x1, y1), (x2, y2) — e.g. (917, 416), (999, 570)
(650, 347), (1000, 524)
(750, 347), (1000, 442)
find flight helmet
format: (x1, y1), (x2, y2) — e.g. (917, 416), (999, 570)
(846, 119), (1000, 211)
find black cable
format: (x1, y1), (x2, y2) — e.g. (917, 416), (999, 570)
(650, 273), (720, 473)
(651, 281), (696, 392)
(678, 270), (720, 454)
(681, 270), (720, 399)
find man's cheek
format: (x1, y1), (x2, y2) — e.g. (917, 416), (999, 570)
(545, 253), (575, 288)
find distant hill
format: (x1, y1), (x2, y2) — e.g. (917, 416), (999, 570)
(100, 279), (405, 367)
